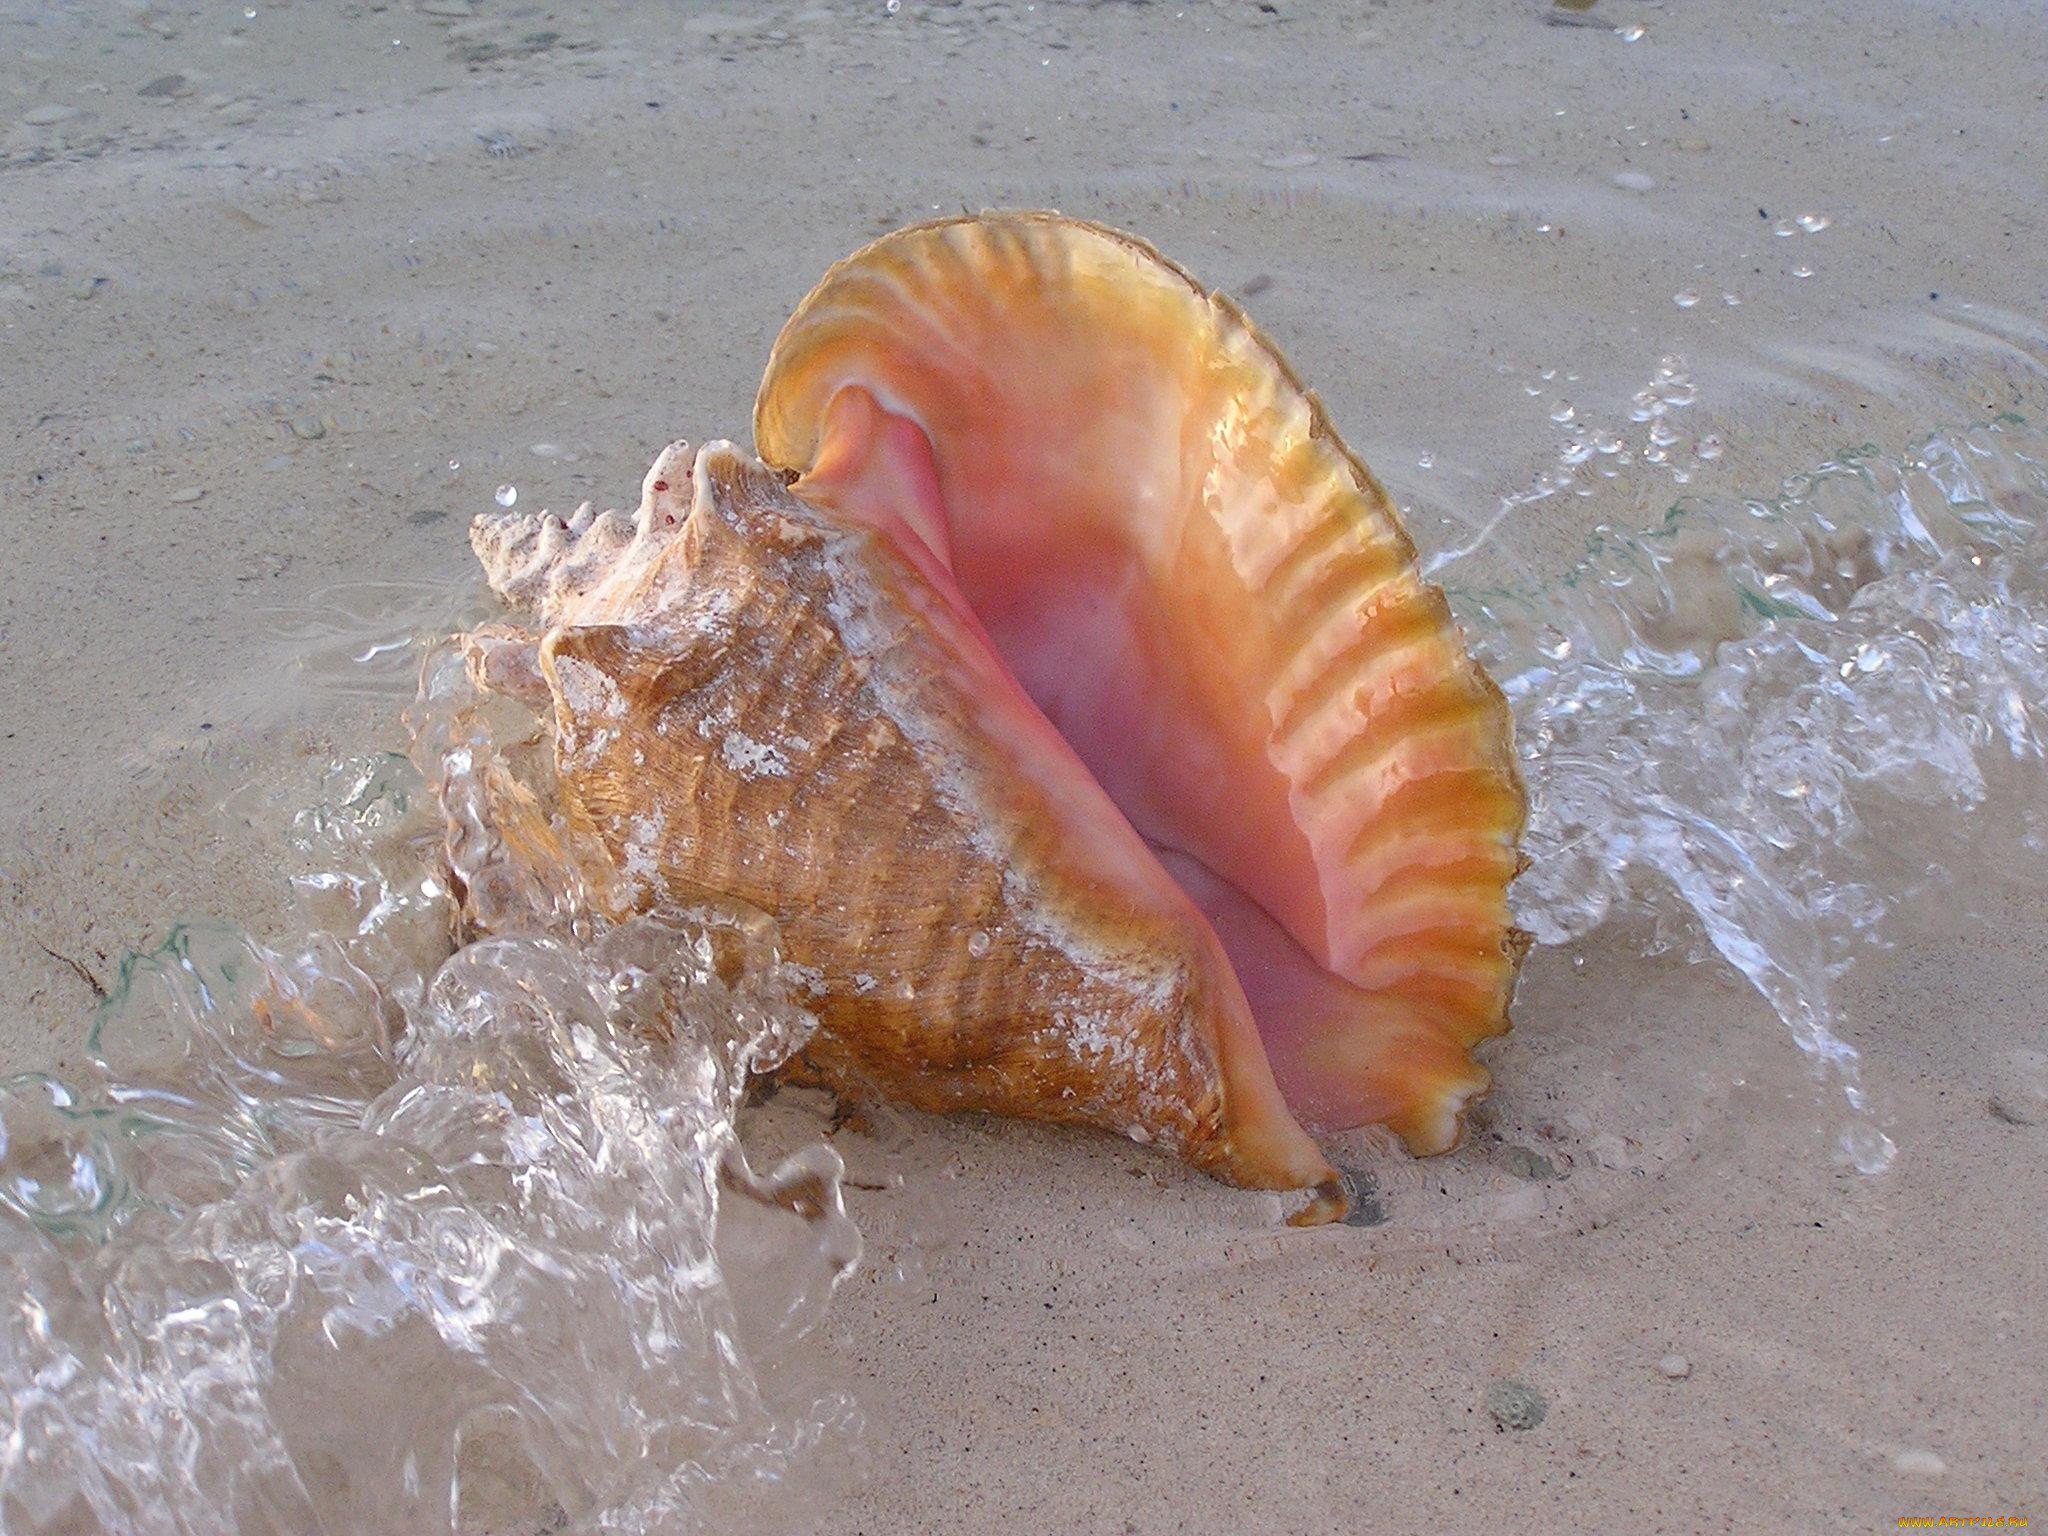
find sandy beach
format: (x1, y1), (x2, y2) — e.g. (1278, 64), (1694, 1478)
(2, 1), (2045, 1530)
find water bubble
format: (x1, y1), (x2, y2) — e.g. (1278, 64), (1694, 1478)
(1796, 212), (1831, 233)
(1774, 222), (1796, 238)
(1550, 402), (1577, 423)
(1695, 434), (1725, 460)
(1417, 452), (1435, 470)
(966, 930), (992, 958)
(1791, 265), (1814, 279)
(1841, 1123), (1897, 1174)
(494, 484), (517, 507)
(1722, 291), (1743, 306)
(1616, 24), (1647, 41)
(244, 5), (256, 15)
(447, 458), (460, 472)
(886, 0), (900, 10)
(1674, 290), (1699, 309)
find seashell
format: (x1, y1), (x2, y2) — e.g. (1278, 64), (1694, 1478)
(464, 213), (1526, 1222)
(756, 215), (1528, 1142)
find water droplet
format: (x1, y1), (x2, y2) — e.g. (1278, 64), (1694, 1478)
(1612, 170), (1657, 192)
(1892, 1449), (1946, 1478)
(1695, 434), (1725, 460)
(244, 5), (257, 15)
(1791, 265), (1814, 279)
(1616, 23), (1646, 40)
(530, 442), (562, 459)
(1550, 403), (1576, 423)
(966, 930), (991, 958)
(1774, 221), (1796, 238)
(886, 0), (900, 11)
(1416, 452), (1434, 470)
(1796, 212), (1830, 233)
(494, 484), (517, 508)
(1722, 291), (1742, 306)
(1673, 290), (1699, 309)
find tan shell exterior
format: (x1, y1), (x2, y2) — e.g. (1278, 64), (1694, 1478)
(475, 443), (1344, 1218)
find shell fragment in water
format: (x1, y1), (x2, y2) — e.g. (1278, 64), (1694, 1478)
(463, 213), (1527, 1223)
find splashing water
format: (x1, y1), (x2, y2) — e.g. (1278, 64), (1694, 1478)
(1447, 408), (2048, 1172)
(0, 655), (860, 1533)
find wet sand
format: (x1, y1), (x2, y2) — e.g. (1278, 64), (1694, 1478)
(3, 1), (2045, 1529)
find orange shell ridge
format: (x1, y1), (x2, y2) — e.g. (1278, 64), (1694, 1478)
(754, 211), (1529, 1163)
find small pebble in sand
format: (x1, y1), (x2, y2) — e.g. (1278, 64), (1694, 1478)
(1486, 1380), (1547, 1431)
(1503, 1145), (1561, 1181)
(169, 486), (205, 504)
(1892, 1449), (1945, 1478)
(1336, 1167), (1387, 1227)
(1612, 170), (1657, 191)
(1658, 1353), (1692, 1380)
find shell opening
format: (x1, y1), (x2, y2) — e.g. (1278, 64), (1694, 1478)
(755, 213), (1527, 1158)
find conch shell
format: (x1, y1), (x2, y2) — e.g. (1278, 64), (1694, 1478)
(462, 213), (1526, 1223)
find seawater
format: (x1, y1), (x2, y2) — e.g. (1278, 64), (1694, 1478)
(1, 407), (2042, 1530)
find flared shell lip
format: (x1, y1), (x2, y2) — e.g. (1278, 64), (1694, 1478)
(753, 207), (1533, 1169)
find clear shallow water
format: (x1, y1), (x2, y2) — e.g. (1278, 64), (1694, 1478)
(1, 401), (2043, 1527)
